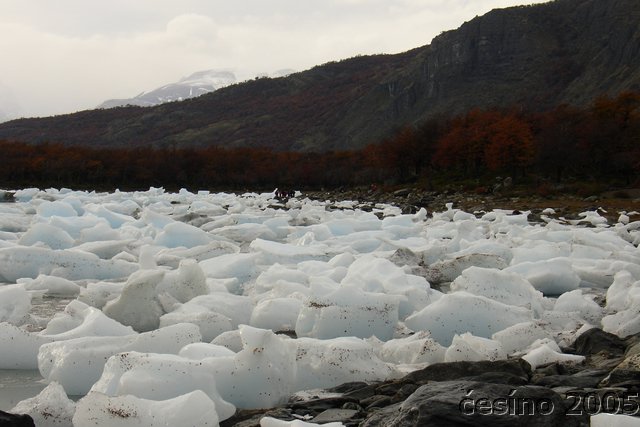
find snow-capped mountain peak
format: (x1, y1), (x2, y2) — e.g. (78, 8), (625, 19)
(97, 69), (237, 109)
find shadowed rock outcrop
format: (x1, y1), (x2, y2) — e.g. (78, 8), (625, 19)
(0, 411), (35, 427)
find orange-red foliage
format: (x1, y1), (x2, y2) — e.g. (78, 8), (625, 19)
(484, 114), (535, 173)
(0, 91), (638, 190)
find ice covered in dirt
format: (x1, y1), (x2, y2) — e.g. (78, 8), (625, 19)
(404, 291), (534, 345)
(38, 323), (201, 395)
(11, 382), (75, 427)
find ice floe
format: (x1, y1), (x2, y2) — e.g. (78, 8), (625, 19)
(0, 187), (638, 424)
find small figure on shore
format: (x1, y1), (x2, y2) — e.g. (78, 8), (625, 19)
(274, 188), (295, 201)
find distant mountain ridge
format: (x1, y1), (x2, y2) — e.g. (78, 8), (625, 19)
(96, 68), (296, 109)
(1, 0), (639, 152)
(97, 69), (237, 109)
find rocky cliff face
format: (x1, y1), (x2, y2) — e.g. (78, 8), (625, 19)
(381, 0), (640, 121)
(0, 0), (638, 151)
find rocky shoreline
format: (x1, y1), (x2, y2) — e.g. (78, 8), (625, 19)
(302, 186), (640, 224)
(5, 186), (640, 223)
(221, 328), (638, 427)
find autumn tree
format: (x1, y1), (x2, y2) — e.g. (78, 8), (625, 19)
(378, 126), (419, 183)
(584, 92), (640, 183)
(414, 116), (445, 188)
(533, 104), (583, 182)
(434, 109), (502, 175)
(484, 113), (535, 179)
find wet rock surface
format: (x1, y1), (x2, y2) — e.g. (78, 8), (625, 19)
(221, 328), (640, 426)
(0, 191), (15, 203)
(361, 381), (574, 427)
(0, 410), (35, 427)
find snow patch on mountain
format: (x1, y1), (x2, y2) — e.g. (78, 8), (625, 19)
(97, 69), (238, 109)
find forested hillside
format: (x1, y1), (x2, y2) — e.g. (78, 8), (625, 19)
(0, 0), (638, 152)
(1, 92), (637, 191)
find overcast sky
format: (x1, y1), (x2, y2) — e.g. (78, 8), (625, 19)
(0, 0), (547, 119)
